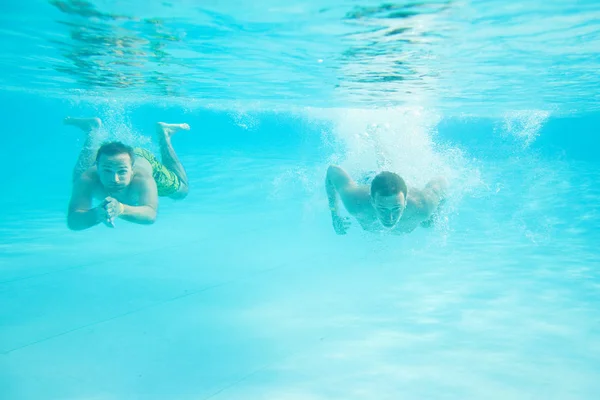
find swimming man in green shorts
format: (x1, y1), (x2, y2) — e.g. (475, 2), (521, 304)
(65, 117), (190, 230)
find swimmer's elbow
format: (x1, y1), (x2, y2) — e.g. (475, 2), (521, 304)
(66, 210), (81, 231)
(66, 216), (86, 231)
(326, 165), (342, 178)
(326, 165), (349, 188)
(139, 212), (156, 225)
(66, 220), (78, 231)
(139, 210), (157, 225)
(147, 208), (157, 224)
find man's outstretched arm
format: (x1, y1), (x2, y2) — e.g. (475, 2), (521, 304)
(420, 177), (448, 226)
(67, 175), (106, 231)
(326, 165), (355, 212)
(325, 165), (358, 234)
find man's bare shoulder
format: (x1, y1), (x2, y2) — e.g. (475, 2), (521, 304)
(69, 167), (102, 211)
(407, 189), (430, 214)
(407, 181), (446, 218)
(129, 169), (158, 207)
(130, 171), (155, 189)
(130, 168), (158, 195)
(76, 166), (100, 186)
(133, 156), (153, 176)
(342, 185), (372, 214)
(347, 184), (370, 198)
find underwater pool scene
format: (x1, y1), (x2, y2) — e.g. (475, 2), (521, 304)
(1, 0), (600, 399)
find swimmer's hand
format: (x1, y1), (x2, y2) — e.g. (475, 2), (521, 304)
(95, 197), (123, 228)
(331, 212), (351, 235)
(93, 203), (114, 228)
(103, 197), (124, 227)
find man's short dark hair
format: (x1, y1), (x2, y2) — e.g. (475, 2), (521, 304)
(95, 141), (135, 163)
(370, 171), (407, 198)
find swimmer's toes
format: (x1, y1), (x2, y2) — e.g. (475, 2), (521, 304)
(157, 122), (190, 138)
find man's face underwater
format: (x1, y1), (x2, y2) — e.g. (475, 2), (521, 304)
(371, 192), (406, 228)
(97, 153), (134, 194)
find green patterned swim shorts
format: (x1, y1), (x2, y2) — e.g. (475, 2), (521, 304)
(133, 148), (180, 197)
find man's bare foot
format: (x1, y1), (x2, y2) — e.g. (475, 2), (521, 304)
(64, 117), (102, 132)
(156, 122), (190, 140)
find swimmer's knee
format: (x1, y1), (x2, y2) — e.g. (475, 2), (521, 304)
(170, 183), (188, 200)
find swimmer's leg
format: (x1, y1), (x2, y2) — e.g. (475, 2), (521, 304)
(156, 122), (190, 200)
(64, 117), (102, 181)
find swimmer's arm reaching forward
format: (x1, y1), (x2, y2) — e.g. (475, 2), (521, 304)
(418, 177), (449, 227)
(325, 165), (364, 235)
(67, 173), (111, 231)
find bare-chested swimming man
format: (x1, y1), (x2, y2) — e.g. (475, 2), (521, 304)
(66, 117), (190, 230)
(325, 165), (447, 235)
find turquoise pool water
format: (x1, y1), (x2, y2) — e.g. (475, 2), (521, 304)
(1, 1), (600, 399)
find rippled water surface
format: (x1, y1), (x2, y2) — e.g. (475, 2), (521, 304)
(1, 0), (599, 114)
